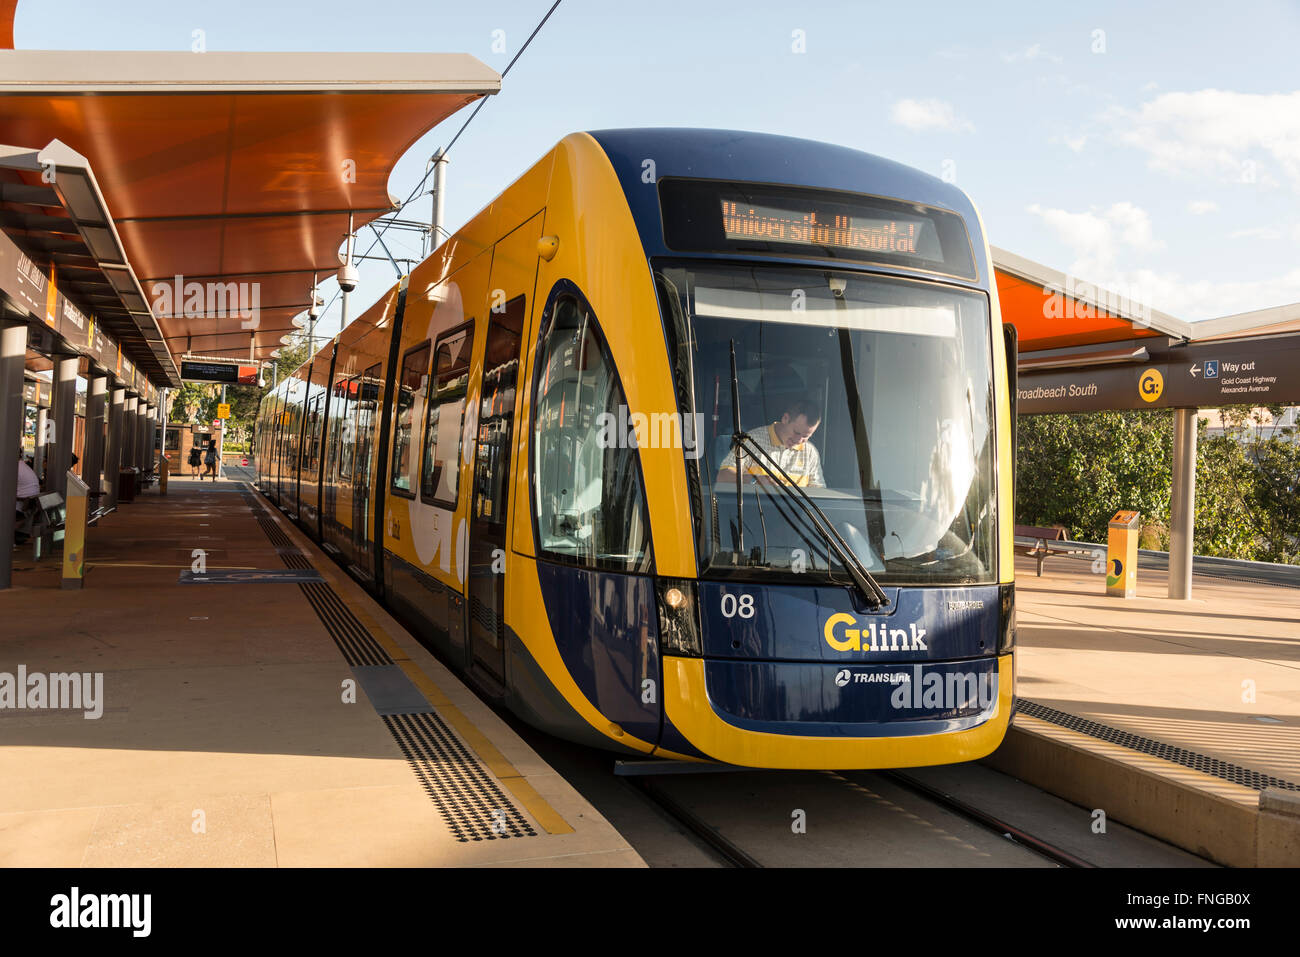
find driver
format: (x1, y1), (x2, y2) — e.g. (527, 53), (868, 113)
(717, 396), (825, 488)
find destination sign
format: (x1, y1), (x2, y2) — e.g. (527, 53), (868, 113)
(720, 200), (936, 258)
(660, 178), (977, 279)
(181, 360), (258, 385)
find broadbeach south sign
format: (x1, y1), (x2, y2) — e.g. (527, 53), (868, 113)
(1016, 338), (1300, 414)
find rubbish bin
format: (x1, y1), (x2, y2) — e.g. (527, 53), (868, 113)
(118, 467), (137, 503)
(1106, 510), (1140, 598)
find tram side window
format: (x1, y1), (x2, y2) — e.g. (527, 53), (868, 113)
(475, 302), (524, 527)
(420, 324), (473, 506)
(532, 293), (652, 573)
(337, 377), (357, 479)
(355, 364), (383, 487)
(303, 392), (324, 474)
(391, 342), (431, 495)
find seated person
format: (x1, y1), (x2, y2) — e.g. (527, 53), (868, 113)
(15, 452), (40, 543)
(717, 396), (825, 488)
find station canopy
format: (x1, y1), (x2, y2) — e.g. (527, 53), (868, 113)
(0, 47), (500, 384)
(995, 246), (1300, 413)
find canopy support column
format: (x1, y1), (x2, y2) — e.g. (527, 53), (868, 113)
(33, 405), (47, 479)
(0, 319), (26, 589)
(103, 386), (124, 510)
(1168, 407), (1198, 600)
(49, 354), (78, 499)
(83, 372), (107, 508)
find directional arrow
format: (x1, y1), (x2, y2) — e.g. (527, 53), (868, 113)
(1190, 363), (1200, 377)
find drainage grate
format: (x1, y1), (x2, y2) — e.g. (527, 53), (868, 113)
(1017, 698), (1300, 792)
(384, 711), (536, 842)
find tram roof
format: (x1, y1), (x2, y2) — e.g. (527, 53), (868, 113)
(0, 48), (499, 386)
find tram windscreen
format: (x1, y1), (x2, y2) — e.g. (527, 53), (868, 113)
(660, 179), (977, 280)
(656, 263), (997, 585)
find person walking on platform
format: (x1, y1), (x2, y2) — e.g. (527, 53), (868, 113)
(188, 444), (202, 477)
(203, 440), (218, 481)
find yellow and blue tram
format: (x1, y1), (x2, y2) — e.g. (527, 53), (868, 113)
(255, 129), (1016, 768)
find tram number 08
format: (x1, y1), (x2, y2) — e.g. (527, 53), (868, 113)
(720, 593), (755, 619)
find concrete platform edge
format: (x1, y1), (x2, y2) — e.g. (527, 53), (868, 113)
(982, 715), (1300, 868)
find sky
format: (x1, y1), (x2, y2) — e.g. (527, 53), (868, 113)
(15, 0), (1300, 343)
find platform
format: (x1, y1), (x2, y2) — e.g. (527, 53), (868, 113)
(0, 477), (642, 867)
(992, 553), (1300, 866)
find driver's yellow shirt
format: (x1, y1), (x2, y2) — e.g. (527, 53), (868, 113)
(720, 423), (825, 488)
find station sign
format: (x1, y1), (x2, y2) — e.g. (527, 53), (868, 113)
(0, 230), (49, 319)
(1018, 337), (1300, 414)
(181, 359), (258, 385)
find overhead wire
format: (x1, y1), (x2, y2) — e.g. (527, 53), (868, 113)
(293, 0), (563, 355)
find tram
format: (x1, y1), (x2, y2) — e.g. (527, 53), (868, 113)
(255, 129), (1016, 768)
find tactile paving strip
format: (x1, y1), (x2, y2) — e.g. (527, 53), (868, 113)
(1017, 698), (1300, 792)
(237, 487), (390, 666)
(385, 711), (536, 841)
(238, 484), (538, 840)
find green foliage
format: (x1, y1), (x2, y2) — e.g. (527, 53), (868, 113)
(171, 382), (217, 424)
(1015, 409), (1171, 544)
(1017, 406), (1300, 564)
(1195, 433), (1258, 560)
(270, 335), (313, 384)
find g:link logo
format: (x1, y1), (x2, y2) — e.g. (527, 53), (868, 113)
(1139, 367), (1163, 403)
(824, 613), (928, 652)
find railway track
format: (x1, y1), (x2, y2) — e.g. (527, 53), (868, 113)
(620, 764), (1100, 868)
(879, 770), (1092, 868)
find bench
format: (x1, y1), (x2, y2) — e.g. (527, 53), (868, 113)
(21, 491), (66, 561)
(1013, 524), (1095, 576)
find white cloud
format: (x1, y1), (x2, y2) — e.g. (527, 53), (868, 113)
(890, 98), (975, 133)
(1027, 200), (1300, 318)
(1002, 43), (1062, 64)
(1026, 201), (1163, 278)
(1063, 134), (1088, 153)
(1109, 89), (1300, 190)
(1227, 224), (1300, 241)
(1187, 200), (1218, 215)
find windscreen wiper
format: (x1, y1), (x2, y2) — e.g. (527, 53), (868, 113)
(727, 342), (890, 610)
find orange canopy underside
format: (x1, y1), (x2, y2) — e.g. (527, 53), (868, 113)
(995, 268), (1166, 352)
(0, 1), (14, 49)
(2, 88), (484, 362)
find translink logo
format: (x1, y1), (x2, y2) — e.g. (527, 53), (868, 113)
(823, 612), (928, 652)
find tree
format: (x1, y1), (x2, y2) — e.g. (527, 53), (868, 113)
(1016, 409), (1171, 544)
(169, 382), (218, 424)
(269, 334), (313, 385)
(1015, 405), (1297, 563)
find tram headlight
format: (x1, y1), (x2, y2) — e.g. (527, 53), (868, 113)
(657, 578), (702, 657)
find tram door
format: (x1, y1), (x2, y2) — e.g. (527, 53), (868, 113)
(351, 363), (382, 579)
(467, 217), (542, 687)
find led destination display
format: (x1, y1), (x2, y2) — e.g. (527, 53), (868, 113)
(660, 178), (977, 279)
